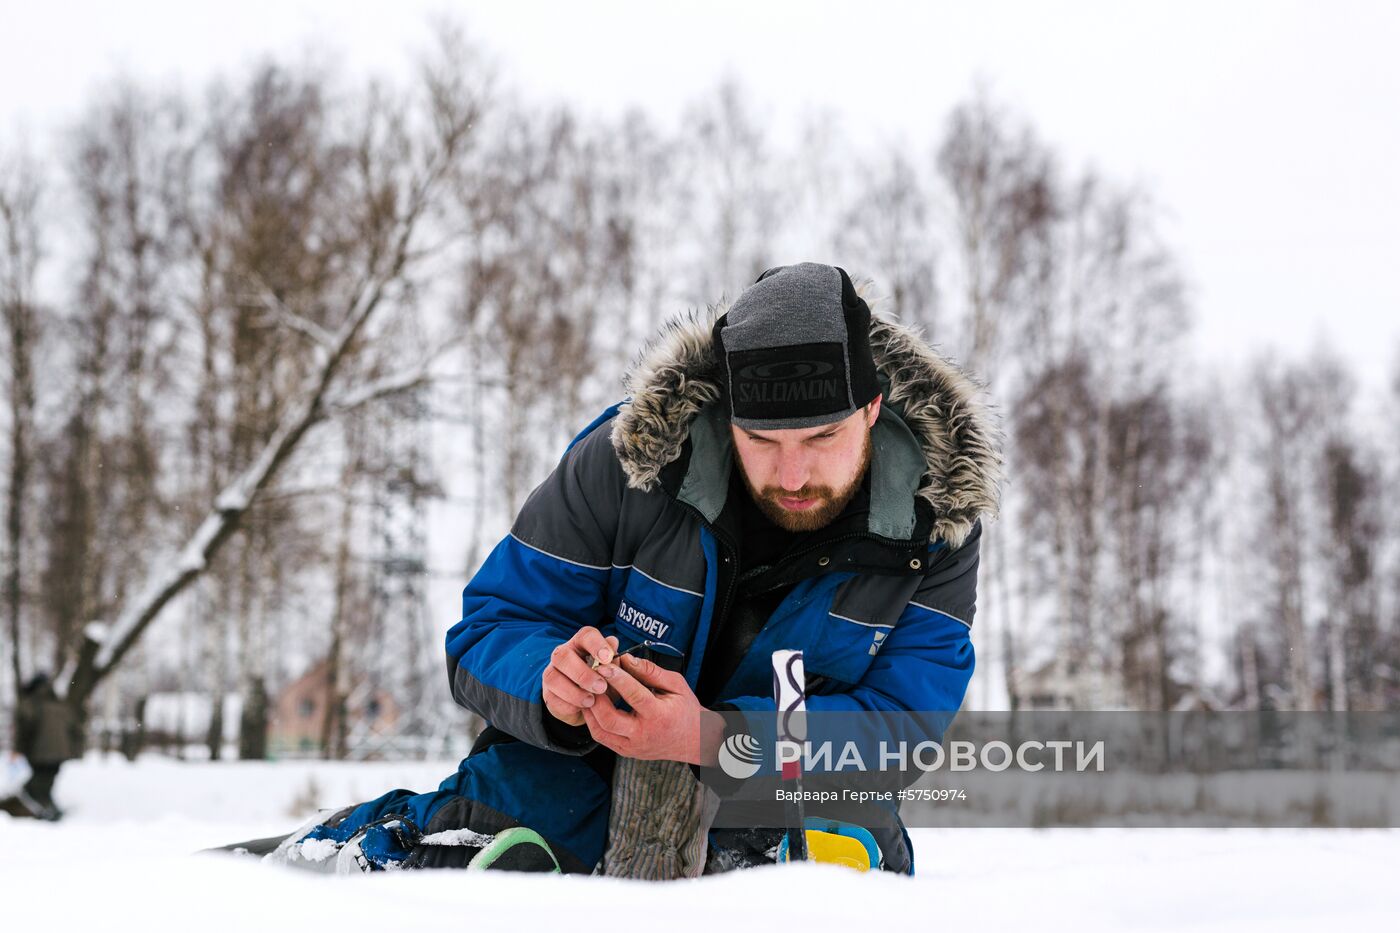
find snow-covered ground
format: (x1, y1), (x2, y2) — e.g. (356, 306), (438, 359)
(2, 754), (1396, 931)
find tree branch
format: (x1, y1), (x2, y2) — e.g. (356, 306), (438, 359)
(251, 278), (335, 355)
(76, 206), (421, 699)
(323, 336), (468, 414)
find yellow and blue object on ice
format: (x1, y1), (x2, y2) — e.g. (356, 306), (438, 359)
(776, 818), (881, 872)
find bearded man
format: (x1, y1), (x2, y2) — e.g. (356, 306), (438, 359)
(247, 262), (1000, 877)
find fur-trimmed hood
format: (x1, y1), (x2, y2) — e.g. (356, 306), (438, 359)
(610, 285), (1003, 550)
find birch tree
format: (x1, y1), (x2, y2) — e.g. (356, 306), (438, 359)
(0, 151), (43, 700)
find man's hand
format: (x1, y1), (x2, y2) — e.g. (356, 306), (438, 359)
(581, 654), (726, 766)
(543, 626), (620, 727)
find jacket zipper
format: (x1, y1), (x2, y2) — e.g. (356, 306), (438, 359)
(671, 496), (923, 695)
(670, 499), (740, 681)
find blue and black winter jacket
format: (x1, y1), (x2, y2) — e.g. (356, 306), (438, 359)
(428, 302), (1001, 875)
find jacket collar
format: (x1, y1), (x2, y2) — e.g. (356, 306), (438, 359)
(609, 282), (1002, 550)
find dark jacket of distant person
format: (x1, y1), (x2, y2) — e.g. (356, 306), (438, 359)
(16, 675), (84, 766)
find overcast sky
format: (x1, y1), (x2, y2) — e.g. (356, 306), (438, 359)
(4, 0), (1398, 391)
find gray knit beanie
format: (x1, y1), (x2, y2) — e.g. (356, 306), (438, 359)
(712, 262), (881, 431)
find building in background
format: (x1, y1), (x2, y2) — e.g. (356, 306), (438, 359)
(268, 659), (402, 759)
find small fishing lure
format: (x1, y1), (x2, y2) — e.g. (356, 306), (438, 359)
(588, 639), (681, 670)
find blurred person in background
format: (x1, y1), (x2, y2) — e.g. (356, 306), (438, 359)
(8, 673), (84, 820)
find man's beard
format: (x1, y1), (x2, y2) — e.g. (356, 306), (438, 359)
(737, 428), (873, 532)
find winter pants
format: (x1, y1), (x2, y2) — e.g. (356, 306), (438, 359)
(24, 763), (61, 815)
(324, 729), (613, 873)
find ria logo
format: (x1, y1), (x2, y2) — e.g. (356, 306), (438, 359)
(718, 732), (763, 779)
(736, 360), (835, 381)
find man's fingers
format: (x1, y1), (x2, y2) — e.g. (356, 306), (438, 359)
(569, 626), (615, 665)
(550, 643), (608, 694)
(586, 691), (637, 737)
(543, 667), (595, 708)
(582, 706), (629, 751)
(620, 654), (687, 694)
(601, 664), (660, 713)
(543, 687), (585, 727)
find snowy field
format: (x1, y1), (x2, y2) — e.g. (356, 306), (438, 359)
(2, 754), (1396, 931)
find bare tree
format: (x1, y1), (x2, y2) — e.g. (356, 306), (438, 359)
(675, 79), (782, 302)
(1005, 162), (1189, 708)
(1246, 352), (1338, 710)
(1104, 388), (1215, 709)
(936, 89), (1057, 379)
(0, 150), (44, 698)
(935, 92), (1058, 709)
(1305, 356), (1386, 712)
(835, 151), (940, 336)
(50, 42), (486, 739)
(447, 104), (635, 519)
